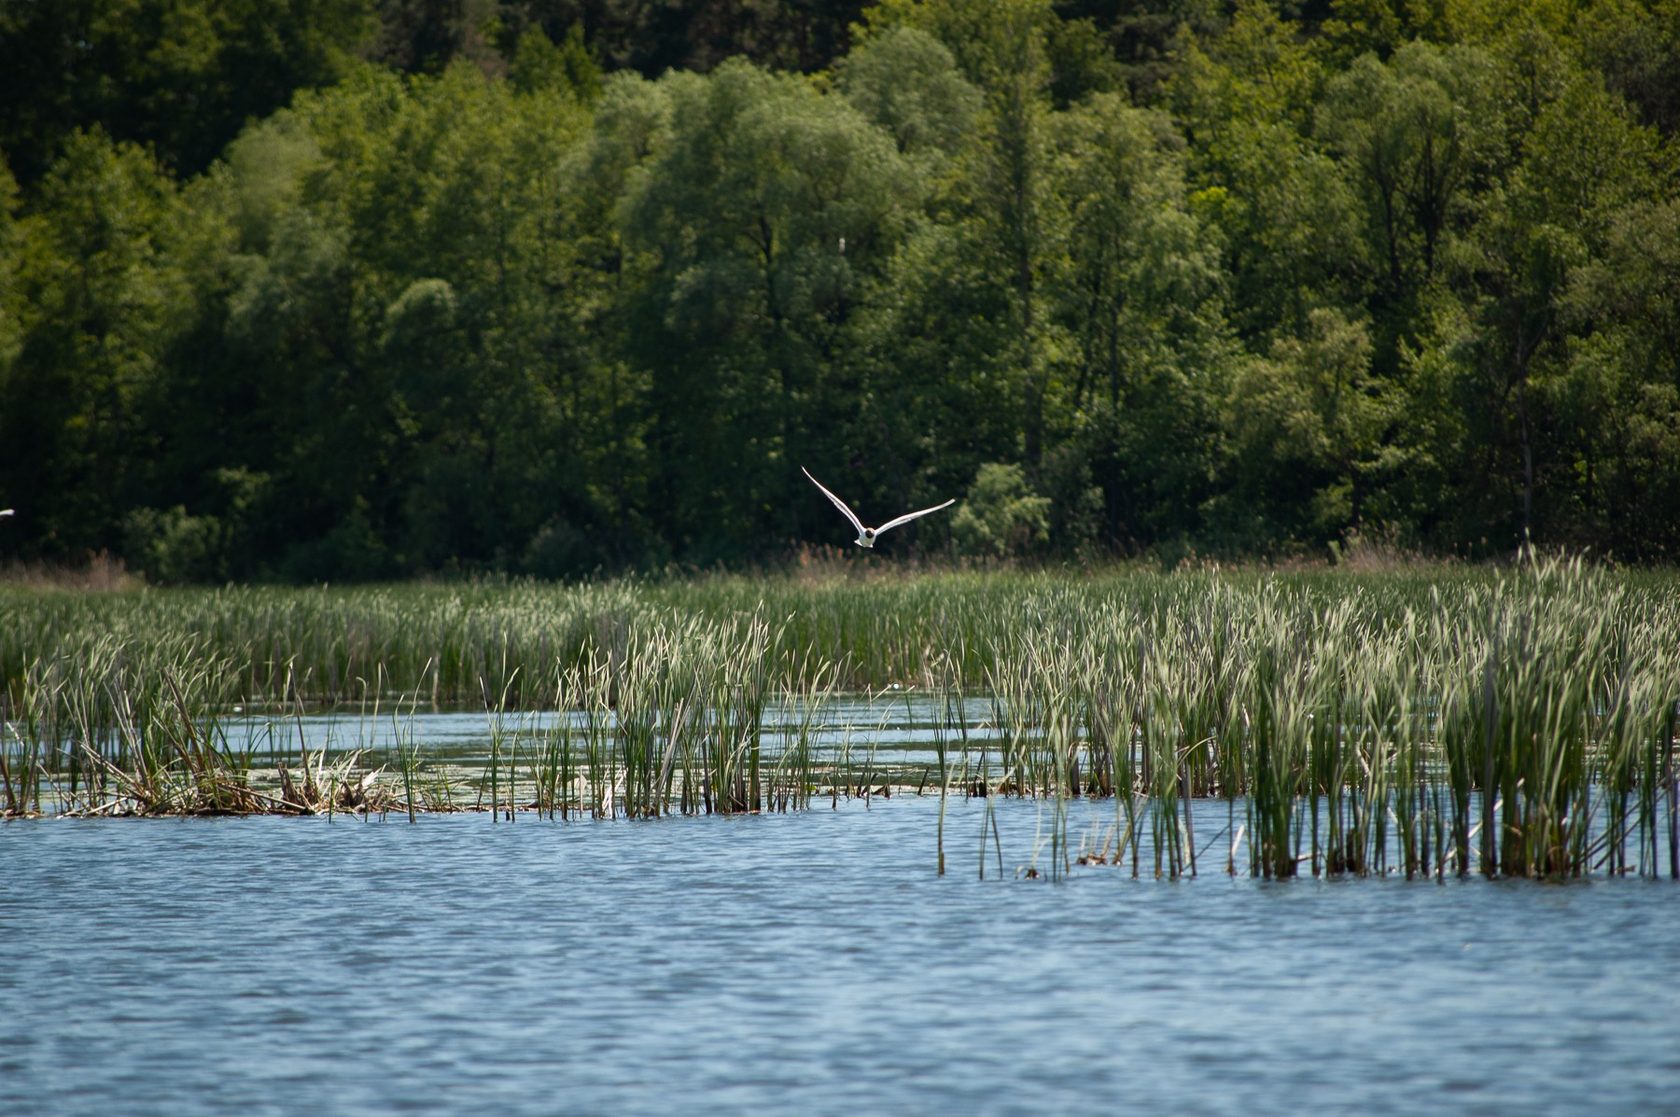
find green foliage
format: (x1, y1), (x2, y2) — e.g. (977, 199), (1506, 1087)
(618, 59), (920, 556)
(2, 130), (188, 557)
(1171, 3), (1359, 346)
(951, 463), (1051, 559)
(510, 23), (602, 101)
(1575, 0), (1680, 134)
(2, 0), (1679, 578)
(0, 0), (374, 183)
(123, 505), (224, 585)
(837, 26), (982, 167)
(1220, 308), (1401, 546)
(1316, 41), (1503, 320)
(0, 155), (21, 370)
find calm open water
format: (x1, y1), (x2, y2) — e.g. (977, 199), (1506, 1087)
(4, 796), (1678, 1116)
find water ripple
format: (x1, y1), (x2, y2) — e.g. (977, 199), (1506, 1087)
(4, 798), (1678, 1115)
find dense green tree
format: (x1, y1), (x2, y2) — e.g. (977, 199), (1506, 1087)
(1046, 93), (1229, 548)
(508, 0), (867, 76)
(211, 62), (609, 577)
(869, 0), (1064, 473)
(0, 0), (375, 183)
(1575, 0), (1680, 135)
(1560, 197), (1680, 559)
(1316, 0), (1455, 62)
(1170, 1), (1361, 344)
(836, 26), (982, 171)
(1316, 40), (1503, 369)
(1492, 76), (1667, 547)
(1222, 307), (1401, 545)
(0, 130), (187, 557)
(1054, 0), (1220, 103)
(0, 156), (21, 371)
(370, 0), (503, 73)
(1403, 59), (1669, 554)
(950, 461), (1051, 558)
(618, 60), (919, 556)
(510, 22), (603, 99)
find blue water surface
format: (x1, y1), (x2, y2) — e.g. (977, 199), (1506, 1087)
(3, 796), (1677, 1116)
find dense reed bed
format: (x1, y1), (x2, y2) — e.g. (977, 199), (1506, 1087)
(3, 558), (1677, 880)
(0, 605), (829, 822)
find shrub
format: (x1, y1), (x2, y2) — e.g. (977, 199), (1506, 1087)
(950, 462), (1050, 560)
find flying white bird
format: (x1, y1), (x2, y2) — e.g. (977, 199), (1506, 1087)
(0, 509), (13, 518)
(802, 467), (954, 549)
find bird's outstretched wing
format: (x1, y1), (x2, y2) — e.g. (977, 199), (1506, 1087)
(876, 498), (956, 536)
(801, 467), (864, 535)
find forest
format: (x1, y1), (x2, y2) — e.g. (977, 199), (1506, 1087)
(1, 0), (1677, 582)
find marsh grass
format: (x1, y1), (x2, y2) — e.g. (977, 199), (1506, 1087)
(927, 557), (1680, 880)
(3, 558), (1678, 879)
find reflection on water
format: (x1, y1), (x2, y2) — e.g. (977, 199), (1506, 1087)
(215, 691), (1005, 784)
(224, 691), (1002, 752)
(3, 796), (1678, 1116)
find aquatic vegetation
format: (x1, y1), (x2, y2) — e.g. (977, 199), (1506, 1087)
(2, 558), (1677, 881)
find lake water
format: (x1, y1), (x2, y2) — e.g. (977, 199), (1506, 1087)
(5, 795), (1678, 1116)
(212, 693), (1007, 777)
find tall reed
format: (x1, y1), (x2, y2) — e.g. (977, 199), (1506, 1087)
(3, 558), (1676, 878)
